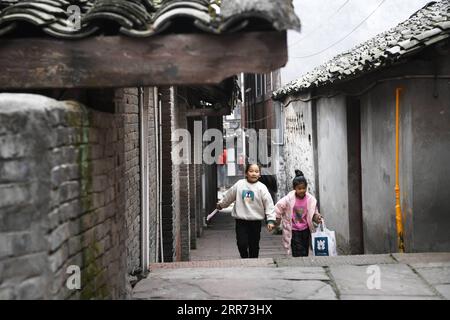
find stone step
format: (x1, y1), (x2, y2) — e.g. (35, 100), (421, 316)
(150, 253), (450, 271)
(149, 258), (275, 271)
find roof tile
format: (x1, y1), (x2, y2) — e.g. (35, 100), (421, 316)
(0, 0), (300, 38)
(273, 1), (449, 100)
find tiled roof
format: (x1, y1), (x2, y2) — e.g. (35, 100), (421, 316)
(273, 1), (449, 100)
(0, 0), (300, 39)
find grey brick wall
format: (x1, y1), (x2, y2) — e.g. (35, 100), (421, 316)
(160, 87), (175, 262)
(187, 116), (197, 250)
(159, 86), (193, 262)
(189, 161), (196, 250)
(188, 118), (204, 240)
(195, 162), (204, 238)
(174, 88), (190, 261)
(0, 94), (54, 300)
(188, 137), (204, 246)
(170, 87), (182, 261)
(116, 88), (141, 275)
(0, 88), (156, 299)
(0, 94), (121, 299)
(145, 88), (158, 264)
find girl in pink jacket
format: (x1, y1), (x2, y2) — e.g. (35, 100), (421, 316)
(275, 170), (323, 257)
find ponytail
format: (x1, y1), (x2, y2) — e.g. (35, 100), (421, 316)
(293, 169), (307, 188)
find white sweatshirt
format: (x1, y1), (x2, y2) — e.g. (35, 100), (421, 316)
(218, 179), (276, 222)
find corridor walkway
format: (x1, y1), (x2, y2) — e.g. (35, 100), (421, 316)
(190, 206), (287, 261)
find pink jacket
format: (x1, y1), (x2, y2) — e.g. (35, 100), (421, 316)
(274, 191), (320, 254)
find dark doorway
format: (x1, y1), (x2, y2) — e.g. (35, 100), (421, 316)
(346, 98), (364, 254)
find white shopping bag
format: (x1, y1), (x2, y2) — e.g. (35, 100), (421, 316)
(311, 221), (337, 256)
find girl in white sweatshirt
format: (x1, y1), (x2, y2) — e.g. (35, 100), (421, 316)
(216, 164), (276, 258)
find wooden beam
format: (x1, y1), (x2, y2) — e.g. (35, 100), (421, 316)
(0, 31), (287, 89)
(186, 106), (230, 117)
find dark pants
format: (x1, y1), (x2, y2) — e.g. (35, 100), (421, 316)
(291, 229), (311, 257)
(235, 219), (262, 258)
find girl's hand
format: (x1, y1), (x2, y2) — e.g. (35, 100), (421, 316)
(313, 214), (323, 224)
(267, 223), (275, 232)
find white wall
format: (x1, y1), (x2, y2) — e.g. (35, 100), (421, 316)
(282, 98), (317, 197)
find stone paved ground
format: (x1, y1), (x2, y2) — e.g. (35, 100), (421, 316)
(134, 203), (450, 300)
(135, 254), (450, 300)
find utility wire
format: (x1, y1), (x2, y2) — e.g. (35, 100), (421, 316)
(289, 0), (351, 48)
(290, 0), (386, 59)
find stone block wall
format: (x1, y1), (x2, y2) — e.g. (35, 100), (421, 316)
(144, 88), (158, 264)
(174, 88), (190, 262)
(160, 86), (175, 262)
(116, 88), (141, 275)
(0, 87), (156, 299)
